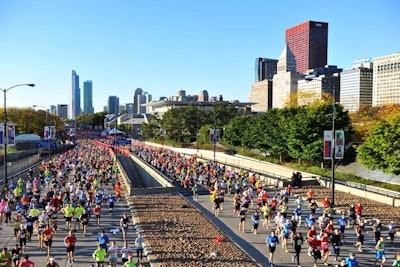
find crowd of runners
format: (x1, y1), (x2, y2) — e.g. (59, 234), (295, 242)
(0, 139), (399, 267)
(132, 142), (400, 267)
(0, 139), (144, 267)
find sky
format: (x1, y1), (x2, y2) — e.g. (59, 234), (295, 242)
(0, 0), (399, 113)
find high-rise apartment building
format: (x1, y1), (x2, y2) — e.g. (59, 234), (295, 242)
(373, 53), (400, 106)
(272, 44), (303, 108)
(133, 88), (143, 115)
(108, 96), (119, 114)
(286, 21), (328, 74)
(83, 80), (94, 114)
(69, 70), (81, 119)
(199, 90), (209, 102)
(255, 58), (278, 81)
(340, 59), (373, 112)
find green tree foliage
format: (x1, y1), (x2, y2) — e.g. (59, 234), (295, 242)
(75, 112), (107, 128)
(223, 102), (353, 164)
(357, 113), (400, 174)
(141, 114), (161, 140)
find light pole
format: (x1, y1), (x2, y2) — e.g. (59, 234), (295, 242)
(1, 83), (35, 184)
(33, 105), (51, 160)
(305, 76), (336, 206)
(213, 104), (217, 163)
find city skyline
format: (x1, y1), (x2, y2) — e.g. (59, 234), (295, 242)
(0, 1), (398, 112)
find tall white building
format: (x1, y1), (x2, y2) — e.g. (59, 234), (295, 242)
(340, 59), (373, 112)
(272, 44), (302, 108)
(373, 53), (400, 106)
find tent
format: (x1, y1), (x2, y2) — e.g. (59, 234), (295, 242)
(15, 134), (41, 142)
(108, 128), (123, 135)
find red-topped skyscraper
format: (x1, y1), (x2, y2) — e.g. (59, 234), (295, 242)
(285, 20), (328, 74)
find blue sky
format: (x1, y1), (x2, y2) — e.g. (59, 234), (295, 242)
(0, 0), (399, 113)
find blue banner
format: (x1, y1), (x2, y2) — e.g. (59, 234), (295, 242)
(36, 140), (57, 148)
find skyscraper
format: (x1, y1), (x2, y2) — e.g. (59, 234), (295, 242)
(285, 21), (328, 74)
(373, 53), (400, 106)
(133, 88), (143, 115)
(69, 70), (81, 119)
(340, 59), (373, 112)
(83, 80), (94, 114)
(198, 90), (209, 102)
(272, 44), (303, 109)
(254, 58), (278, 81)
(57, 104), (68, 119)
(108, 96), (119, 114)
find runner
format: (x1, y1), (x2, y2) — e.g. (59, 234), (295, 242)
(45, 257), (60, 267)
(79, 209), (90, 236)
(135, 233), (144, 262)
(97, 230), (110, 251)
(292, 232), (304, 267)
(73, 203), (84, 231)
(393, 253), (400, 267)
(266, 230), (279, 267)
(387, 220), (397, 245)
(251, 210), (260, 234)
(310, 234), (322, 267)
(17, 225), (27, 253)
(11, 244), (21, 267)
(42, 224), (55, 257)
(345, 252), (359, 267)
(120, 241), (133, 265)
(62, 203), (74, 229)
(107, 241), (118, 267)
(123, 255), (137, 267)
(93, 204), (102, 228)
(330, 229), (342, 261)
(18, 255), (35, 267)
(354, 221), (365, 252)
(107, 193), (115, 214)
(37, 222), (45, 250)
(192, 183), (199, 202)
(92, 244), (106, 267)
(64, 230), (77, 264)
(238, 207), (246, 233)
(120, 213), (131, 242)
(373, 235), (387, 267)
(0, 247), (12, 267)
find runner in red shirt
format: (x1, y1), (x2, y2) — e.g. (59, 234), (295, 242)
(18, 255), (35, 267)
(93, 204), (102, 228)
(64, 230), (77, 264)
(321, 197), (331, 209)
(354, 202), (363, 223)
(311, 237), (322, 267)
(42, 225), (54, 257)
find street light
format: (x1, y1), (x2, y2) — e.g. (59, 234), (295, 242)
(33, 105), (51, 160)
(1, 83), (35, 184)
(305, 76), (337, 207)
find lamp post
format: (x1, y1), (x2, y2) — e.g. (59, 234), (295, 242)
(305, 76), (336, 207)
(213, 104), (217, 163)
(1, 83), (35, 184)
(33, 105), (51, 160)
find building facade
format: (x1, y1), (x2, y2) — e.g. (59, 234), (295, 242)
(198, 90), (209, 102)
(69, 70), (81, 119)
(107, 96), (119, 114)
(254, 58), (278, 81)
(133, 88), (143, 115)
(57, 104), (68, 119)
(373, 53), (400, 106)
(249, 79), (273, 112)
(83, 80), (94, 114)
(272, 44), (303, 108)
(286, 21), (328, 74)
(340, 61), (373, 112)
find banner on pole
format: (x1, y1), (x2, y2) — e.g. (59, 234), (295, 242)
(323, 130), (332, 160)
(7, 124), (15, 146)
(335, 130), (345, 159)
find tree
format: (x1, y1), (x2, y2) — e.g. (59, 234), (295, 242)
(142, 113), (161, 140)
(357, 113), (400, 174)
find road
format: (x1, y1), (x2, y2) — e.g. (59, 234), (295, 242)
(187, 187), (400, 267)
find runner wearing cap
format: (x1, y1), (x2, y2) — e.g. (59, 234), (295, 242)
(45, 257), (59, 267)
